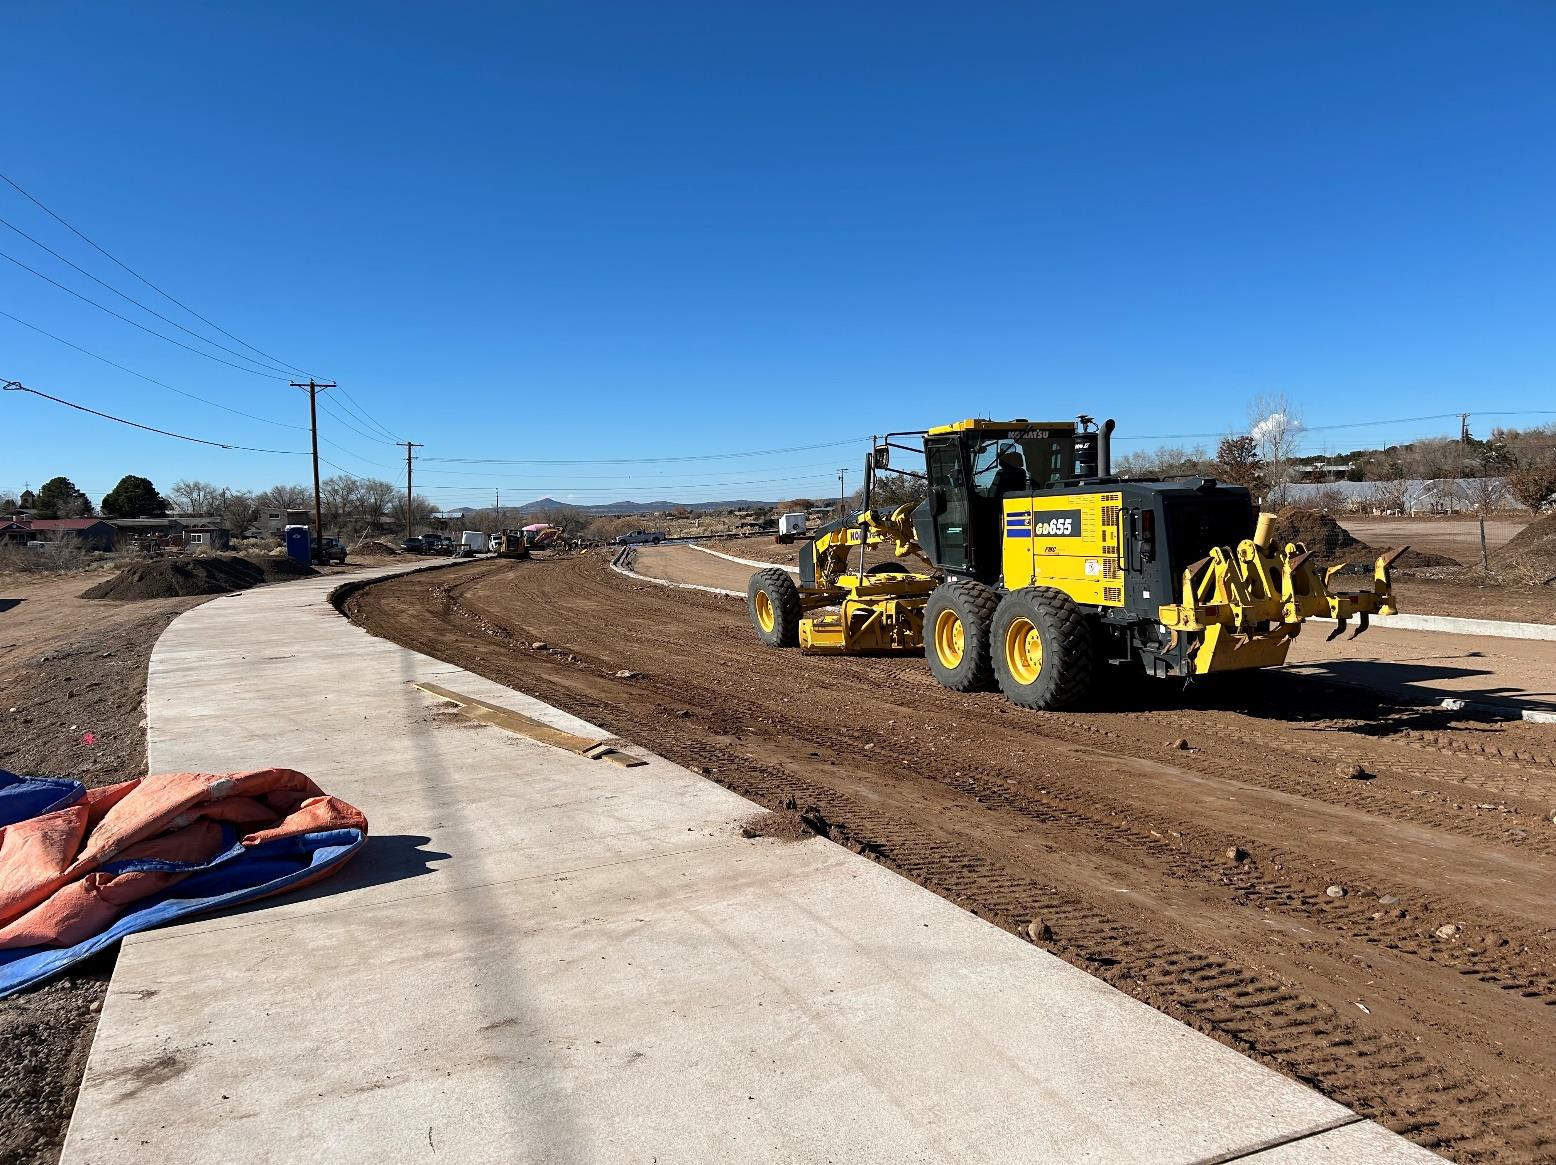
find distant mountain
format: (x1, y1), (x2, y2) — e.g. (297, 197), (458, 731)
(510, 497), (778, 516)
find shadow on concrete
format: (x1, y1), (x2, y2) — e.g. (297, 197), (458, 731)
(187, 833), (452, 925)
(1291, 659), (1556, 711)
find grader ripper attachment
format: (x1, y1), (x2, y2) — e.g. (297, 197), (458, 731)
(746, 417), (1404, 710)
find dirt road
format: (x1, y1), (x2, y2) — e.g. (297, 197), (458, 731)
(349, 555), (1556, 1163)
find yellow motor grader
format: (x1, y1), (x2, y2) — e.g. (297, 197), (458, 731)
(746, 417), (1404, 710)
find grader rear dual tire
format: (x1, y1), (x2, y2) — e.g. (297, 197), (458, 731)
(991, 587), (1096, 710)
(748, 568), (801, 648)
(924, 580), (999, 692)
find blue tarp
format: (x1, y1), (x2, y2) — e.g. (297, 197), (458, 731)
(0, 770), (365, 998)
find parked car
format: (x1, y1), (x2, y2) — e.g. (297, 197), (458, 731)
(610, 530), (668, 545)
(401, 536), (427, 554)
(319, 537), (348, 564)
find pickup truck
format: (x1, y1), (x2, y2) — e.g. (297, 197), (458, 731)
(319, 537), (348, 564)
(610, 530), (668, 546)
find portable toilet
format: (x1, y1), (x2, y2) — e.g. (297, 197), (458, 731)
(283, 524), (312, 565)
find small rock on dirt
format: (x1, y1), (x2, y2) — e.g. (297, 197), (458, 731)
(1326, 885), (1346, 898)
(1225, 846), (1248, 863)
(1027, 918), (1054, 943)
(1339, 763), (1369, 780)
(1171, 738), (1190, 751)
(1436, 924), (1461, 939)
(1378, 895), (1399, 905)
(530, 642), (547, 650)
(614, 670), (640, 679)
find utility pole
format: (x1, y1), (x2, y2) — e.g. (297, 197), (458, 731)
(400, 441), (422, 540)
(291, 380), (337, 562)
(495, 487), (501, 531)
(1459, 413), (1471, 444)
(837, 468), (847, 519)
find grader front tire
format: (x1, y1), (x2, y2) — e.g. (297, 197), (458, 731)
(748, 568), (802, 648)
(924, 580), (999, 692)
(991, 588), (1096, 710)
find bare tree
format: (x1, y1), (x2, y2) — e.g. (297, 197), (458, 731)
(168, 479), (228, 515)
(389, 492), (436, 533)
(219, 491), (259, 536)
(1114, 445), (1209, 479)
(1366, 474), (1412, 515)
(1248, 394), (1304, 505)
(256, 483), (310, 510)
(1461, 474), (1510, 513)
(1404, 436), (1469, 481)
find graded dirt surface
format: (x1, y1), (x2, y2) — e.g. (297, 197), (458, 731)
(349, 554), (1556, 1163)
(1344, 516), (1528, 563)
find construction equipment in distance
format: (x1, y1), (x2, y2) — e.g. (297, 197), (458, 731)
(495, 524), (562, 560)
(746, 417), (1404, 710)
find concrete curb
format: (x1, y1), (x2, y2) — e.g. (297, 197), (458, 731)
(686, 542), (800, 574)
(1315, 612), (1556, 641)
(610, 546), (744, 599)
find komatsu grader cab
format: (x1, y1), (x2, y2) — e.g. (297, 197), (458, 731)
(746, 417), (1404, 710)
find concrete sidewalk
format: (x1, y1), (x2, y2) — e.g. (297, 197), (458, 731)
(62, 564), (1437, 1164)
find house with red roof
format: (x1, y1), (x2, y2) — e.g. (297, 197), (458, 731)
(5, 518), (118, 551)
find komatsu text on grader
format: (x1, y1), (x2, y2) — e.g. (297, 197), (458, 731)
(746, 418), (1404, 710)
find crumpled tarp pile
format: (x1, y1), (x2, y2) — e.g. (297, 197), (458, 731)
(0, 767), (366, 998)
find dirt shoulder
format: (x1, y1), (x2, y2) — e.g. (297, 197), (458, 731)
(0, 572), (208, 1165)
(349, 556), (1556, 1162)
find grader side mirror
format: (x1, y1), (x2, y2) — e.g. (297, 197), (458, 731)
(872, 446), (890, 470)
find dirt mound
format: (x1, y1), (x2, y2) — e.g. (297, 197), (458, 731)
(1269, 508), (1364, 560)
(354, 539), (401, 556)
(1270, 508), (1456, 570)
(81, 555), (316, 601)
(1487, 512), (1556, 584)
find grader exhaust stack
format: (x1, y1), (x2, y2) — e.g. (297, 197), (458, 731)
(746, 418), (1404, 711)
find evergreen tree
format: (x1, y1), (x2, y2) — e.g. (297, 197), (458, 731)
(34, 476), (94, 519)
(100, 475), (170, 518)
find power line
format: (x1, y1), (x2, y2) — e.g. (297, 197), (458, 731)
(1112, 409), (1556, 443)
(0, 245), (290, 379)
(2, 378), (308, 453)
(420, 437), (870, 466)
(0, 172), (314, 378)
(315, 393), (400, 446)
(413, 473), (842, 492)
(335, 385), (402, 443)
(0, 307), (308, 431)
(0, 212), (297, 377)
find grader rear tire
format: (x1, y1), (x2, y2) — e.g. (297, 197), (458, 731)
(748, 568), (801, 648)
(924, 580), (999, 692)
(991, 587), (1096, 710)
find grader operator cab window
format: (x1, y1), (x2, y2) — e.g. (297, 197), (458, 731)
(971, 441), (1028, 498)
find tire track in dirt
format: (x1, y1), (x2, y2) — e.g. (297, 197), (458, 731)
(347, 556), (1556, 1162)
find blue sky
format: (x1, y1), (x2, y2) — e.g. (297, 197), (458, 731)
(3, 1), (1554, 508)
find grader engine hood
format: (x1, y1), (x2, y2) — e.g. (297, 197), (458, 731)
(1157, 512), (1405, 675)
